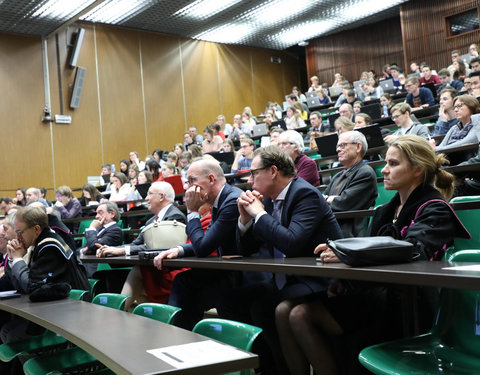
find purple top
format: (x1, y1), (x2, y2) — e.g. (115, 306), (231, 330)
(295, 154), (320, 187)
(57, 198), (82, 219)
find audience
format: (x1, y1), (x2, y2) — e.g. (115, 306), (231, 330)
(129, 151), (145, 171)
(437, 69), (464, 92)
(338, 103), (355, 122)
(405, 76), (435, 111)
(202, 125), (223, 153)
(284, 106), (305, 129)
(419, 65), (440, 84)
(109, 172), (130, 202)
(432, 88), (459, 136)
(15, 188), (26, 206)
(231, 138), (255, 173)
(384, 103), (430, 143)
(334, 116), (355, 134)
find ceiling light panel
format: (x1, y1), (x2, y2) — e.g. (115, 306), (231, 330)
(195, 23), (251, 44)
(81, 0), (158, 24)
(30, 0), (95, 19)
(174, 0), (243, 20)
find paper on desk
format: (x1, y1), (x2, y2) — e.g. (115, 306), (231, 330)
(147, 339), (250, 369)
(0, 290), (19, 297)
(444, 265), (480, 271)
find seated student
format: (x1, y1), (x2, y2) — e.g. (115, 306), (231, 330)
(127, 170), (153, 202)
(432, 88), (459, 136)
(334, 82), (352, 107)
(293, 102), (308, 121)
(380, 93), (393, 117)
(0, 206), (89, 342)
(434, 94), (480, 152)
(269, 127), (283, 146)
(363, 77), (384, 101)
(184, 131), (195, 151)
(161, 162), (178, 179)
(231, 138), (255, 173)
(437, 69), (464, 92)
(354, 113), (372, 128)
(353, 101), (362, 114)
(178, 151), (193, 180)
(278, 130), (320, 187)
(127, 163), (139, 184)
(469, 71), (480, 97)
(419, 64), (440, 85)
(99, 164), (112, 186)
(384, 103), (430, 143)
(285, 106), (306, 129)
(291, 86), (306, 102)
(405, 76), (436, 112)
(264, 110), (276, 129)
(323, 131), (378, 237)
(339, 89), (361, 107)
(305, 111), (328, 145)
(215, 114), (232, 137)
(452, 58), (468, 81)
(276, 135), (470, 375)
(54, 185), (82, 232)
(0, 197), (14, 216)
(109, 172), (130, 202)
(315, 87), (331, 104)
(334, 116), (355, 135)
(389, 65), (403, 89)
(308, 75), (320, 92)
(145, 159), (162, 182)
(470, 56), (480, 73)
(202, 125), (223, 153)
(79, 184), (104, 207)
(242, 111), (256, 135)
(462, 76), (473, 94)
(129, 151), (146, 171)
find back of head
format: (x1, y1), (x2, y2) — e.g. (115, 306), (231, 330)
(390, 135), (454, 200)
(55, 185), (74, 199)
(253, 146), (296, 178)
(16, 206), (48, 230)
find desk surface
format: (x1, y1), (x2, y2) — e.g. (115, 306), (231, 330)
(0, 296), (257, 375)
(81, 255), (480, 291)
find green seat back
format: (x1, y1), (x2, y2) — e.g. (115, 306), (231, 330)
(449, 196), (480, 251)
(92, 293), (129, 311)
(77, 219), (93, 235)
(23, 347), (98, 375)
(375, 182), (396, 207)
(372, 162), (386, 178)
(88, 278), (100, 297)
(0, 331), (66, 362)
(359, 251), (480, 374)
(69, 289), (88, 301)
(132, 303), (181, 324)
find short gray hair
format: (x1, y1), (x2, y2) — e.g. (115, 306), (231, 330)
(102, 202), (120, 222)
(151, 181), (175, 202)
(281, 130), (305, 153)
(342, 131), (368, 157)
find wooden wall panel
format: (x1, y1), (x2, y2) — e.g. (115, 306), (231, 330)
(217, 44), (255, 122)
(306, 17), (404, 84)
(401, 0), (480, 72)
(48, 24), (103, 189)
(281, 52), (302, 94)
(252, 49), (284, 114)
(182, 40), (221, 130)
(140, 33), (185, 152)
(95, 25), (145, 163)
(0, 33), (53, 195)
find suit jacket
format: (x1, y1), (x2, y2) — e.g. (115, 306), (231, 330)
(324, 161), (378, 237)
(238, 177), (343, 293)
(129, 204), (186, 255)
(84, 224), (123, 255)
(183, 183), (242, 257)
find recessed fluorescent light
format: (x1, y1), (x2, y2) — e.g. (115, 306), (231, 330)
(272, 20), (337, 47)
(81, 0), (157, 24)
(31, 0), (95, 19)
(174, 0), (243, 20)
(341, 0), (405, 21)
(195, 24), (251, 44)
(243, 0), (315, 26)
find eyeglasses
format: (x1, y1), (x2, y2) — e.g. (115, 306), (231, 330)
(336, 142), (357, 149)
(146, 191), (163, 197)
(453, 103), (465, 110)
(186, 175), (208, 186)
(391, 114), (403, 120)
(15, 227), (32, 236)
(250, 166), (268, 179)
(404, 84), (415, 88)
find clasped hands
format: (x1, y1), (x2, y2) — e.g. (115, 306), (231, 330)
(6, 238), (27, 260)
(237, 190), (264, 225)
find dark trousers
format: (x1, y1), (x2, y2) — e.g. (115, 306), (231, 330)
(167, 269), (235, 331)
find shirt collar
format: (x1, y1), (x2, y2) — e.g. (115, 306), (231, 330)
(103, 222), (117, 229)
(275, 180), (293, 202)
(213, 185), (226, 209)
(156, 203), (172, 222)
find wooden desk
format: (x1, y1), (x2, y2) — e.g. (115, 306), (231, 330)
(0, 296), (258, 375)
(80, 255), (480, 291)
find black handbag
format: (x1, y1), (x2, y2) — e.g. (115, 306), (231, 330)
(327, 236), (416, 267)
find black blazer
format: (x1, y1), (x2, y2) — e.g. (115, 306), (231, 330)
(84, 224), (123, 255)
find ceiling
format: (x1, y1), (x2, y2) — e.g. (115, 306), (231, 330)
(0, 0), (409, 50)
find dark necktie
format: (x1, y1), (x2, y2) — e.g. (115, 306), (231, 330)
(272, 200), (286, 289)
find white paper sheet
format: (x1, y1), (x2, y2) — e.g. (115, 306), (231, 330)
(147, 339), (250, 369)
(443, 265), (480, 271)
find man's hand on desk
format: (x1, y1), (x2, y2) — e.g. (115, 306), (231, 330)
(314, 243), (340, 263)
(153, 247), (180, 270)
(96, 244), (125, 257)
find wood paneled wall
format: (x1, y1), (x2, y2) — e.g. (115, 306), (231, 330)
(0, 24), (301, 198)
(401, 0), (480, 71)
(306, 0), (480, 85)
(306, 17), (404, 84)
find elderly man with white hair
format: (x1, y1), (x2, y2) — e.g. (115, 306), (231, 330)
(278, 130), (320, 186)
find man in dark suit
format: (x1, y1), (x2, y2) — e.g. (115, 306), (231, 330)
(154, 159), (243, 330)
(81, 202), (123, 255)
(323, 131), (378, 237)
(228, 146), (343, 374)
(96, 181), (186, 257)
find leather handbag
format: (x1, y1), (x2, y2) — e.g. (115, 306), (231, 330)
(326, 236), (415, 267)
(141, 220), (187, 250)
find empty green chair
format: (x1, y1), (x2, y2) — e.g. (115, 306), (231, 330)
(0, 288), (89, 363)
(447, 196), (480, 253)
(88, 278), (100, 297)
(193, 318), (262, 375)
(132, 303), (181, 324)
(359, 251), (480, 374)
(23, 294), (130, 375)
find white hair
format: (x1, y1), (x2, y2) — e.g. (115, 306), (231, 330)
(281, 130), (305, 153)
(151, 181), (175, 202)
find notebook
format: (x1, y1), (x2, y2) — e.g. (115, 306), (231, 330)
(135, 183), (151, 199)
(306, 96), (321, 109)
(379, 79), (395, 93)
(252, 123), (268, 137)
(329, 86), (343, 97)
(357, 124), (385, 149)
(315, 133), (339, 157)
(208, 151), (235, 165)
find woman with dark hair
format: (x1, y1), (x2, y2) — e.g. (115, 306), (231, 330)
(276, 135), (469, 375)
(146, 159), (162, 182)
(435, 94), (480, 152)
(152, 149), (164, 164)
(380, 93), (393, 117)
(119, 159), (130, 177)
(452, 58), (467, 81)
(15, 188), (26, 206)
(79, 184), (103, 206)
(109, 172), (130, 202)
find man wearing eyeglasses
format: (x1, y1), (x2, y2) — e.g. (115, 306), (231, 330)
(153, 159), (243, 330)
(96, 181), (185, 257)
(323, 131), (377, 237)
(231, 138), (255, 173)
(222, 146), (342, 374)
(405, 76), (435, 112)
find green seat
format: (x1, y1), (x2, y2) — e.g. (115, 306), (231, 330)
(132, 303), (181, 324)
(359, 251), (480, 374)
(372, 162), (386, 178)
(88, 278), (100, 297)
(375, 182), (396, 206)
(193, 318), (262, 375)
(447, 196), (480, 254)
(23, 293), (130, 375)
(0, 289), (88, 363)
